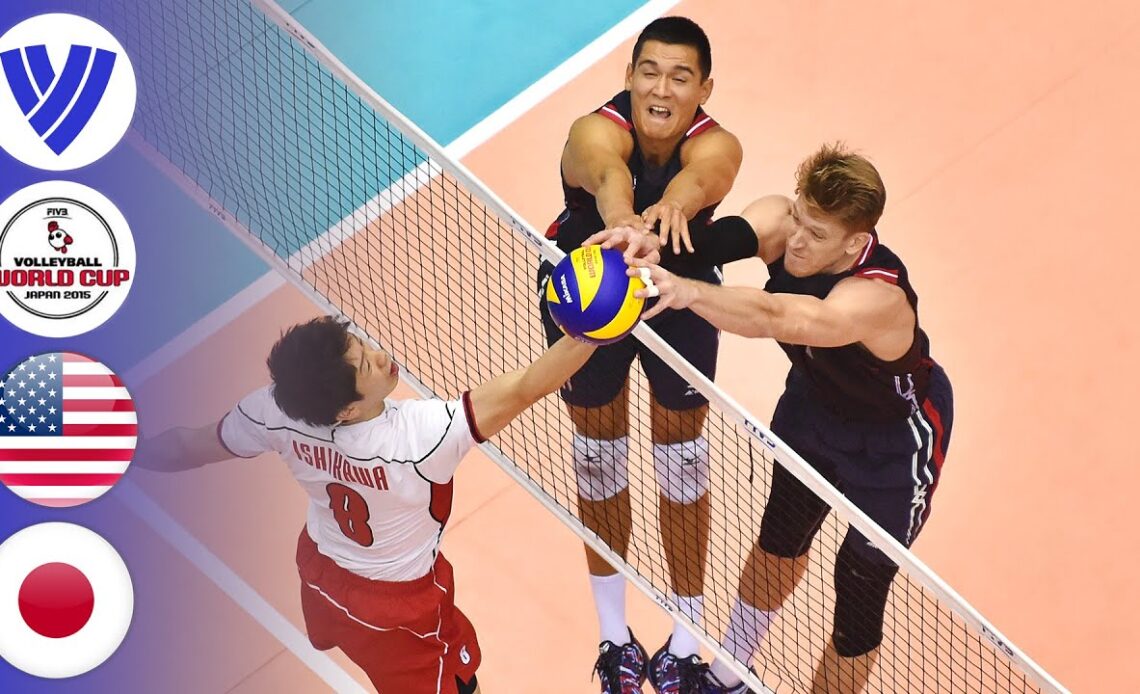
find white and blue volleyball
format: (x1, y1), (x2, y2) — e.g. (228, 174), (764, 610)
(545, 245), (646, 345)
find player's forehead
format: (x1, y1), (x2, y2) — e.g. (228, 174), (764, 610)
(634, 40), (700, 73)
(793, 196), (840, 232)
(343, 334), (365, 366)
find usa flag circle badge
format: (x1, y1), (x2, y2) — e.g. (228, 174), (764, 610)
(0, 352), (135, 507)
(0, 522), (133, 678)
(0, 14), (136, 170)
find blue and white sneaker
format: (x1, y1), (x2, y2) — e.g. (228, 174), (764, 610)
(593, 628), (649, 693)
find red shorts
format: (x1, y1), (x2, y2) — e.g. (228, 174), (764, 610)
(296, 529), (481, 693)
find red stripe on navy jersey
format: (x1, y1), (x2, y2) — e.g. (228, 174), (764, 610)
(596, 104), (631, 130)
(686, 115), (717, 138)
(856, 233), (878, 266)
(855, 267), (899, 284)
(922, 399), (947, 477)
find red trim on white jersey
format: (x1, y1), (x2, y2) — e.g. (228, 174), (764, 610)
(685, 115), (716, 138)
(461, 391), (485, 443)
(854, 267), (900, 285)
(597, 104), (630, 130)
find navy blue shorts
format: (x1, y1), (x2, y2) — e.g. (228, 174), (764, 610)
(537, 261), (720, 411)
(758, 364), (954, 565)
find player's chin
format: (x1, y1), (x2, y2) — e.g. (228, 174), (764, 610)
(633, 115), (681, 141)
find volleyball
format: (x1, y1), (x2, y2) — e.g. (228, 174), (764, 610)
(545, 245), (646, 345)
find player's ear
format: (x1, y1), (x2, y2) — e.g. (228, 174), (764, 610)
(625, 62), (634, 91)
(335, 401), (360, 424)
(700, 76), (713, 103)
(846, 229), (870, 255)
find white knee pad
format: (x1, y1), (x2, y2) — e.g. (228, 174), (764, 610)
(653, 437), (710, 504)
(573, 434), (630, 501)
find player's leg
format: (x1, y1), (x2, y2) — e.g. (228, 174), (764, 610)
(296, 533), (477, 693)
(813, 366), (953, 693)
(540, 263), (645, 691)
(706, 384), (836, 691)
(637, 306), (718, 691)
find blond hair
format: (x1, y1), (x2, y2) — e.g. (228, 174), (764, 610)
(795, 143), (886, 233)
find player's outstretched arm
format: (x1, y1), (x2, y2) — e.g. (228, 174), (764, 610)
(466, 336), (596, 439)
(645, 127), (743, 253)
(134, 421), (236, 473)
(632, 259), (911, 347)
(561, 114), (646, 231)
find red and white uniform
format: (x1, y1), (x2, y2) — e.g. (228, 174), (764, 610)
(219, 387), (486, 694)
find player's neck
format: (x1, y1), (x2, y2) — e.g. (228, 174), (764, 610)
(639, 135), (683, 168)
(338, 400), (386, 426)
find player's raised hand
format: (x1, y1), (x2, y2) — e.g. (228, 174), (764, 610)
(582, 225), (661, 265)
(642, 200), (692, 256)
(626, 257), (697, 320)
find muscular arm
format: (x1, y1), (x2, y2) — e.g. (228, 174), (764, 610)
(663, 127), (743, 218)
(561, 113), (641, 228)
(466, 337), (596, 439)
(134, 420), (238, 472)
(684, 276), (915, 355)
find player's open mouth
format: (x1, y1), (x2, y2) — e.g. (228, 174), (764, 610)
(647, 105), (671, 120)
(390, 362), (399, 377)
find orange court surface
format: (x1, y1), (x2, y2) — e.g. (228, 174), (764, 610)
(120, 2), (1138, 692)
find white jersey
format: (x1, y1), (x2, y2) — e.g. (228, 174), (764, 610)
(219, 386), (482, 581)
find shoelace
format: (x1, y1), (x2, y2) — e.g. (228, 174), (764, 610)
(593, 644), (643, 692)
(675, 658), (712, 694)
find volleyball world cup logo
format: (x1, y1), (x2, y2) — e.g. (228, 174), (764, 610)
(0, 14), (136, 171)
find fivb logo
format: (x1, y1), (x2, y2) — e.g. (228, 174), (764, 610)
(0, 14), (136, 171)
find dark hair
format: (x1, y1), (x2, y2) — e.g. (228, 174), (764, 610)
(632, 16), (712, 80)
(795, 142), (887, 234)
(266, 317), (360, 426)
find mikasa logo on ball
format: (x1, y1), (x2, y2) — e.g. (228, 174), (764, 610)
(560, 274), (573, 304)
(0, 181), (135, 337)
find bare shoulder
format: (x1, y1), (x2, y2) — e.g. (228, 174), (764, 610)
(562, 112), (633, 185)
(830, 275), (912, 322)
(566, 112), (631, 151)
(680, 125), (743, 165)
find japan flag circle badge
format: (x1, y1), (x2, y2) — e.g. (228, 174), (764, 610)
(0, 522), (133, 678)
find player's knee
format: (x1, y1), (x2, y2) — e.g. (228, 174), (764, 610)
(573, 434), (629, 501)
(652, 437), (710, 504)
(832, 542), (899, 657)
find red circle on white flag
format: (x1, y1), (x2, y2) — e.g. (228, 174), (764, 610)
(0, 352), (136, 507)
(19, 561), (96, 638)
(0, 523), (133, 678)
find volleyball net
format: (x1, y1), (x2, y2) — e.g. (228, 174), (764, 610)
(87, 0), (1065, 691)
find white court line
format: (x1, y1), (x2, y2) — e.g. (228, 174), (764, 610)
(126, 271), (285, 388)
(128, 0), (681, 388)
(116, 481), (370, 694)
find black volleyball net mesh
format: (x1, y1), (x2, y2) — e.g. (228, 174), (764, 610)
(86, 0), (1060, 691)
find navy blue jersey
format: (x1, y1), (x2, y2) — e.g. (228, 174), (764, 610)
(547, 90), (721, 278)
(764, 233), (934, 421)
